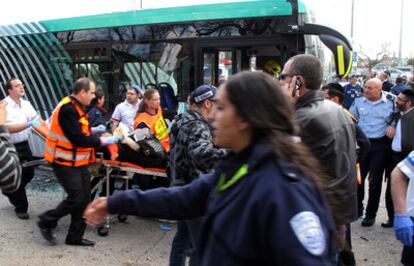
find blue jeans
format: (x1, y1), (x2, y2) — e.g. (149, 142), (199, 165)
(169, 218), (202, 266)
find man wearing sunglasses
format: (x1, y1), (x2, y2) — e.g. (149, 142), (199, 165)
(279, 54), (358, 265)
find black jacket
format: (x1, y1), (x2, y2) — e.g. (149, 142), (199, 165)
(382, 80), (394, 92)
(87, 105), (109, 128)
(399, 108), (414, 157)
(295, 91), (358, 224)
(59, 96), (100, 148)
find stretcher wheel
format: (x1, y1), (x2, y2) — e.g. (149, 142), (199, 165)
(97, 225), (109, 237)
(117, 214), (127, 223)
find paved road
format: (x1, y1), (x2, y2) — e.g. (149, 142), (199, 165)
(0, 169), (403, 265)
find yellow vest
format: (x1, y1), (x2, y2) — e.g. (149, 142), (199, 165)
(133, 106), (170, 152)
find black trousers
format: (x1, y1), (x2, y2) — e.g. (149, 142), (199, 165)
(39, 164), (91, 242)
(4, 141), (34, 213)
(384, 152), (406, 221)
(358, 137), (390, 218)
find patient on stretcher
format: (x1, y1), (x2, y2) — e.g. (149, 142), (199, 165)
(113, 125), (167, 169)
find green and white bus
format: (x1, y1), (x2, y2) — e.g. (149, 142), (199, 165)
(0, 0), (352, 117)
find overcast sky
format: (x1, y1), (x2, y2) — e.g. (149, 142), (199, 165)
(1, 0), (412, 58)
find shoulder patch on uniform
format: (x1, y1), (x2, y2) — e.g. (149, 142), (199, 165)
(289, 211), (325, 256)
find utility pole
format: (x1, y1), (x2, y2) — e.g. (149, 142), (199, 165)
(351, 0), (354, 39)
(350, 0), (356, 70)
(398, 0), (404, 66)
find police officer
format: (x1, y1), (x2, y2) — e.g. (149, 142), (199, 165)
(342, 75), (363, 109)
(85, 72), (334, 265)
(391, 151), (414, 266)
(350, 78), (396, 226)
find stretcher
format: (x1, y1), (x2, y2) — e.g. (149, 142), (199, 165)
(90, 156), (168, 235)
(30, 124), (168, 236)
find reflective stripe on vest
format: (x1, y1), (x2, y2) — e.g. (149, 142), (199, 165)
(44, 146), (92, 161)
(48, 131), (70, 143)
(44, 96), (95, 167)
(133, 106), (170, 152)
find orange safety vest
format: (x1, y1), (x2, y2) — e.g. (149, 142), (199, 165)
(133, 107), (170, 152)
(44, 96), (95, 167)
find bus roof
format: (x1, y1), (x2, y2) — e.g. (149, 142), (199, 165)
(37, 0), (306, 33)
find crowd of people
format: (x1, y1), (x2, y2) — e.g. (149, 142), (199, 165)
(0, 55), (413, 266)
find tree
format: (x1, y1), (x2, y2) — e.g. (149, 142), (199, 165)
(357, 42), (393, 70)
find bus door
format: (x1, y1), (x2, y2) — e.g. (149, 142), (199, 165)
(201, 49), (236, 86)
(197, 43), (286, 86)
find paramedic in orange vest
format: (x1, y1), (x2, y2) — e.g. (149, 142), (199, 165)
(37, 78), (121, 247)
(133, 88), (170, 152)
(132, 88), (170, 190)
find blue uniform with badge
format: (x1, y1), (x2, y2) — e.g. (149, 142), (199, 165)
(349, 92), (395, 138)
(343, 83), (363, 110)
(349, 91), (396, 220)
(107, 141), (335, 265)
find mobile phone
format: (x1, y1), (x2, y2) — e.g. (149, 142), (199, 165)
(292, 78), (302, 97)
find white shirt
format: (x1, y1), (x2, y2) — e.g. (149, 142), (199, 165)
(111, 99), (141, 133)
(397, 150), (414, 217)
(5, 96), (39, 144)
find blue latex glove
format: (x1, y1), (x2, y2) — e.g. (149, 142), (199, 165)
(91, 125), (107, 134)
(394, 213), (414, 246)
(100, 136), (122, 146)
(27, 120), (41, 127)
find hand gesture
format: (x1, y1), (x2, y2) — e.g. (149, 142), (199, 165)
(100, 135), (122, 145)
(386, 126), (395, 139)
(281, 76), (300, 104)
(91, 124), (107, 134)
(84, 197), (109, 226)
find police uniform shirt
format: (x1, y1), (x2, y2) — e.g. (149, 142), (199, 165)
(111, 99), (141, 132)
(349, 92), (394, 138)
(343, 83), (363, 109)
(397, 150), (414, 217)
(5, 96), (38, 144)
